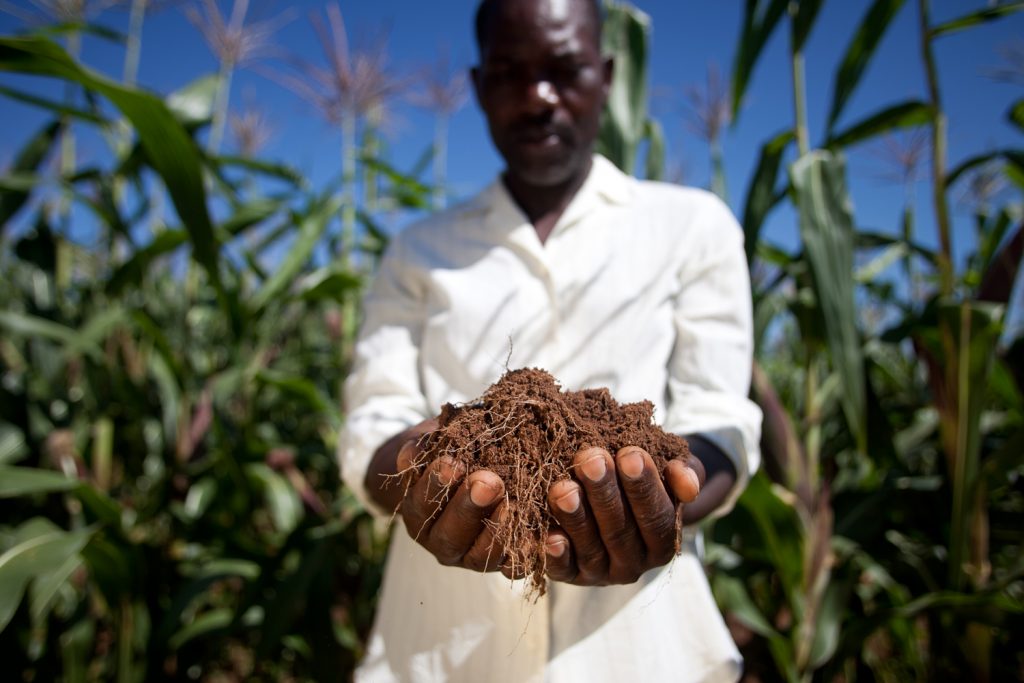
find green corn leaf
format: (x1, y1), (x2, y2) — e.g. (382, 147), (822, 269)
(0, 37), (231, 326)
(712, 574), (780, 639)
(947, 148), (1024, 187)
(33, 21), (128, 45)
(826, 0), (908, 133)
(0, 465), (78, 498)
(930, 1), (1024, 38)
(809, 576), (853, 667)
(251, 194), (342, 313)
(792, 0), (826, 54)
(107, 229), (188, 294)
(0, 423), (29, 465)
(0, 525), (94, 633)
(298, 267), (363, 303)
(213, 155), (307, 188)
(734, 473), (805, 603)
(256, 369), (338, 427)
(182, 477), (217, 521)
(166, 73), (219, 126)
(643, 118), (665, 181)
(29, 552), (83, 625)
(0, 119), (61, 234)
(941, 301), (1005, 590)
(742, 129), (794, 266)
(245, 463), (303, 537)
(790, 151), (867, 454)
(731, 0), (789, 120)
(168, 608), (233, 651)
(855, 242), (908, 283)
(826, 100), (933, 149)
(0, 84), (106, 124)
(1010, 99), (1024, 132)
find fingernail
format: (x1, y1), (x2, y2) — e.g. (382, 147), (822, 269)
(581, 454), (606, 482)
(436, 458), (462, 486)
(555, 488), (580, 513)
(470, 479), (499, 507)
(546, 538), (566, 557)
(618, 449), (644, 479)
(684, 467), (700, 493)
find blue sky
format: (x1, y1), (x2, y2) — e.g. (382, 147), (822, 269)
(1, 0), (1022, 283)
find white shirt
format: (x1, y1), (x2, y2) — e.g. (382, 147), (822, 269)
(339, 155), (762, 683)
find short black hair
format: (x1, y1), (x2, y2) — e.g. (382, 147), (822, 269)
(474, 0), (604, 55)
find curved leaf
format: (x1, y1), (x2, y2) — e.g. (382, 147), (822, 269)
(0, 119), (61, 233)
(0, 84), (106, 124)
(0, 525), (94, 633)
(948, 148), (1024, 187)
(790, 151), (867, 453)
(0, 37), (230, 324)
(742, 129), (794, 266)
(827, 100), (933, 149)
(792, 0), (825, 53)
(245, 463), (303, 536)
(731, 0), (789, 120)
(0, 466), (78, 498)
(251, 195), (342, 313)
(930, 1), (1024, 38)
(826, 0), (908, 132)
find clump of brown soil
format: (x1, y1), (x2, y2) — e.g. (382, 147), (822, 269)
(407, 367), (691, 595)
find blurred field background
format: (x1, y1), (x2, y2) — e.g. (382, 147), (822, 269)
(0, 0), (1022, 681)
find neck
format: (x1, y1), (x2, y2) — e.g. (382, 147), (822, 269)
(502, 158), (592, 244)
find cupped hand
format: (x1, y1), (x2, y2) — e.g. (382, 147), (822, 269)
(396, 431), (509, 573)
(544, 445), (704, 585)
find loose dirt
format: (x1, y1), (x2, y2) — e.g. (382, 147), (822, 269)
(406, 367), (692, 595)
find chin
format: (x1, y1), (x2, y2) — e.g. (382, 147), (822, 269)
(507, 154), (589, 189)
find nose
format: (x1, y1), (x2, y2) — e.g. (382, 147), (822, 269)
(524, 79), (559, 112)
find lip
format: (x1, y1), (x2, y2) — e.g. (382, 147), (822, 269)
(514, 129), (564, 149)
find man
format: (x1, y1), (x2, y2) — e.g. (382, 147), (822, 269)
(339, 0), (762, 680)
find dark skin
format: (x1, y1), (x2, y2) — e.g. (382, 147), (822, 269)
(364, 0), (737, 585)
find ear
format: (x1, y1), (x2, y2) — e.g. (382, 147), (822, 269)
(601, 56), (614, 99)
(470, 65), (484, 106)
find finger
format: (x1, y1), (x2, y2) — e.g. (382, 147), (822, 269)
(665, 459), (701, 504)
(463, 499), (509, 572)
(543, 528), (577, 583)
(396, 438), (420, 472)
(400, 456), (465, 543)
(428, 470), (504, 567)
(548, 475), (608, 583)
(615, 446), (677, 565)
(573, 446), (645, 581)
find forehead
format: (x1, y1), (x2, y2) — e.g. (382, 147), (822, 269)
(479, 0), (600, 60)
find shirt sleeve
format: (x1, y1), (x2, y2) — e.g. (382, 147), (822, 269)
(337, 237), (432, 518)
(662, 194), (763, 518)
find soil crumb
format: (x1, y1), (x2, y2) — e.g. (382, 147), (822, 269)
(407, 367), (692, 597)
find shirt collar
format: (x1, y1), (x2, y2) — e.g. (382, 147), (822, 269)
(481, 154), (635, 236)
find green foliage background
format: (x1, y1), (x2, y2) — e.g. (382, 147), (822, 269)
(1, 1), (1022, 681)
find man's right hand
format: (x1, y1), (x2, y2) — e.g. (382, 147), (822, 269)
(366, 419), (509, 573)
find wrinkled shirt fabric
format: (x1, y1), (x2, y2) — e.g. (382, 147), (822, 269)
(339, 155), (762, 683)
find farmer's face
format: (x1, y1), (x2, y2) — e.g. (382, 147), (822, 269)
(472, 0), (611, 189)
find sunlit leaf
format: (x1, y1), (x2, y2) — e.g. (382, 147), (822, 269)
(0, 424), (29, 465)
(166, 73), (219, 126)
(643, 117), (665, 181)
(790, 151), (867, 453)
(298, 267), (363, 303)
(826, 0), (907, 132)
(713, 575), (780, 639)
(0, 524), (93, 633)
